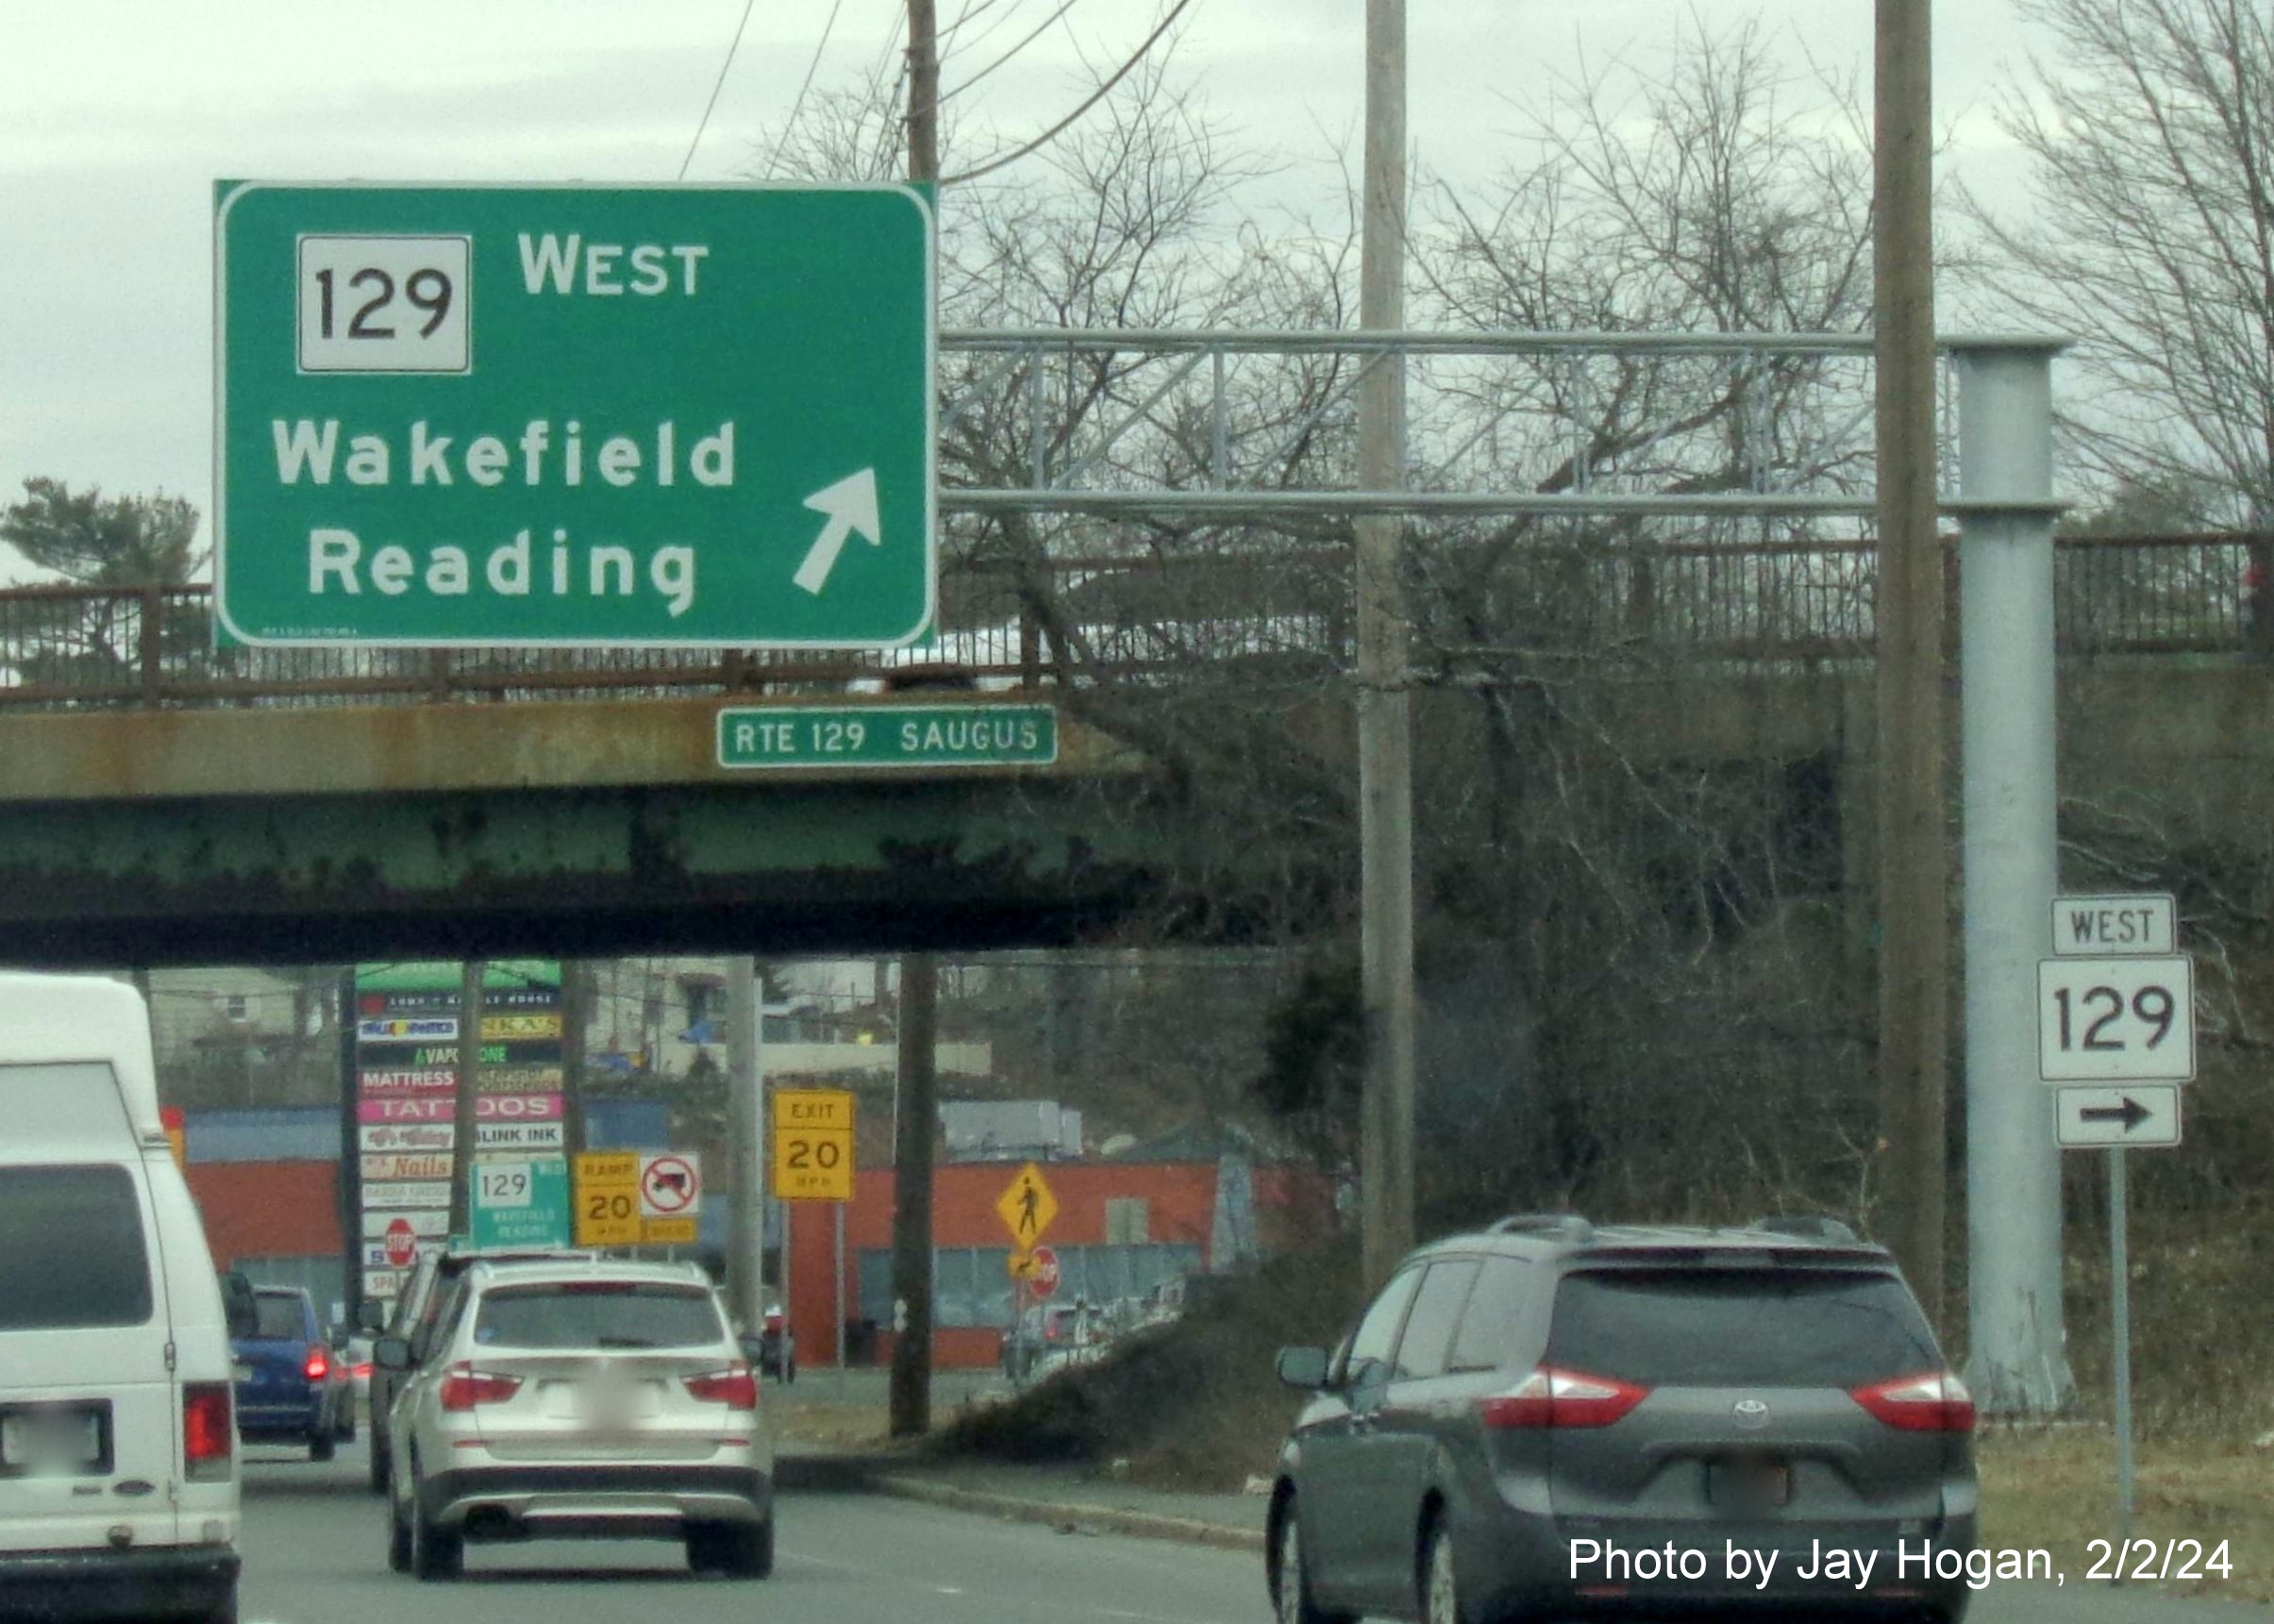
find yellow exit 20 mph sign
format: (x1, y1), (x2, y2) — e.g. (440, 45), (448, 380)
(772, 1088), (854, 1200)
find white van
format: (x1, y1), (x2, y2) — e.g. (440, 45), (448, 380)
(0, 974), (241, 1623)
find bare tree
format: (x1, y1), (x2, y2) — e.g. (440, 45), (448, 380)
(1960, 0), (2274, 524)
(757, 19), (1901, 1230)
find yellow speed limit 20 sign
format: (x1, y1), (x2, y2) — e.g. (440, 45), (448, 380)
(772, 1088), (854, 1200)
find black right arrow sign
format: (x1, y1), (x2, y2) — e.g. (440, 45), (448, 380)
(2080, 1097), (2152, 1130)
(2055, 1083), (2182, 1149)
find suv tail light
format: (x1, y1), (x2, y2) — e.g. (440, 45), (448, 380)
(1849, 1371), (1975, 1432)
(438, 1363), (525, 1412)
(304, 1345), (331, 1382)
(1480, 1365), (1651, 1430)
(684, 1364), (759, 1411)
(183, 1382), (234, 1481)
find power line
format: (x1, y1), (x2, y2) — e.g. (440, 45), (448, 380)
(938, 0), (1034, 67)
(679, 0), (760, 182)
(939, 0), (1195, 186)
(769, 0), (851, 178)
(940, 0), (1081, 106)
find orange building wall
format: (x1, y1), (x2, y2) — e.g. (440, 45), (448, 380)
(185, 1161), (343, 1267)
(786, 1160), (1223, 1370)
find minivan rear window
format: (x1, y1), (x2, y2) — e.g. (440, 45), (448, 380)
(474, 1282), (723, 1350)
(252, 1294), (308, 1340)
(0, 1165), (153, 1331)
(1547, 1268), (1940, 1387)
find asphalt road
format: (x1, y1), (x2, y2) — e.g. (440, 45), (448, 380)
(232, 1438), (2266, 1624)
(235, 1439), (1260, 1624)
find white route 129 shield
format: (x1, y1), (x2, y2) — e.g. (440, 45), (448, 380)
(2036, 955), (2194, 1082)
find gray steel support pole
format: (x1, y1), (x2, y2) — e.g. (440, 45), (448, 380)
(1954, 341), (2075, 1415)
(2108, 1147), (2133, 1568)
(1356, 0), (1414, 1297)
(726, 955), (761, 1333)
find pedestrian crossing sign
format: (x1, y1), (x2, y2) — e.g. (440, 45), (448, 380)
(995, 1162), (1058, 1248)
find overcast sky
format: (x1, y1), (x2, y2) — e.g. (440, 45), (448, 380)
(0, 1), (2050, 581)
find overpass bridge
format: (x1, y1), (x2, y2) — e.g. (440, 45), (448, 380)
(0, 528), (2262, 968)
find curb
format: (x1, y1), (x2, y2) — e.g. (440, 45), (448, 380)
(776, 1453), (895, 1494)
(867, 1473), (1265, 1553)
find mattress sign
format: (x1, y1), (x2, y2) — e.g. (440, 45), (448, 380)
(357, 1066), (456, 1094)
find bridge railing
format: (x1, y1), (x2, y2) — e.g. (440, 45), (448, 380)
(0, 532), (2255, 710)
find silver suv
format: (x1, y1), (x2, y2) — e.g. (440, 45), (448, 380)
(376, 1257), (774, 1582)
(1268, 1214), (1976, 1624)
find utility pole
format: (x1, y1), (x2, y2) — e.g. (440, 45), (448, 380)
(337, 969), (362, 1317)
(889, 953), (939, 1434)
(447, 960), (484, 1238)
(560, 961), (591, 1159)
(1872, 0), (1947, 1329)
(726, 955), (762, 1332)
(1356, 0), (1414, 1295)
(889, 0), (942, 1436)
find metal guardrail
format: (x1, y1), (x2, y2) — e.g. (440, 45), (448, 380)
(0, 533), (2258, 711)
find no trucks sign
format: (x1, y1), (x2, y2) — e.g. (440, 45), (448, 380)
(213, 182), (935, 647)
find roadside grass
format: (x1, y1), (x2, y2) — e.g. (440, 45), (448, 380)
(1976, 1427), (2272, 1606)
(769, 1401), (909, 1452)
(927, 1242), (1356, 1489)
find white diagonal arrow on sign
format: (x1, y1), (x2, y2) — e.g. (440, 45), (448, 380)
(793, 468), (881, 594)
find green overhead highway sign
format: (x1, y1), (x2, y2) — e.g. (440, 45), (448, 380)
(717, 703), (1058, 770)
(214, 182), (935, 647)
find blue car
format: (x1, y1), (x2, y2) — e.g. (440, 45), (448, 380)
(232, 1285), (349, 1460)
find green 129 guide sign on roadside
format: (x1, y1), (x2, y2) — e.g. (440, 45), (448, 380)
(214, 182), (935, 646)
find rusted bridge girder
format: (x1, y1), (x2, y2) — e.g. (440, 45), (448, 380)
(0, 696), (1167, 968)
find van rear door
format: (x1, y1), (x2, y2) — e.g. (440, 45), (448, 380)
(0, 1064), (181, 1553)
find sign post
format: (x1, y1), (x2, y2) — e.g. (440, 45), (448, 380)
(997, 1164), (1059, 1385)
(2041, 893), (2190, 1566)
(214, 182), (935, 648)
(769, 1088), (854, 1375)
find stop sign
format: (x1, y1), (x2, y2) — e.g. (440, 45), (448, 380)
(1029, 1246), (1060, 1300)
(383, 1217), (417, 1268)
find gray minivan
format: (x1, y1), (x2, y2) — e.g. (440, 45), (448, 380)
(0, 974), (242, 1623)
(1269, 1214), (1976, 1624)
